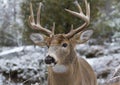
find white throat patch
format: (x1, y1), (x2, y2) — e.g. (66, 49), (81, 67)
(52, 64), (68, 73)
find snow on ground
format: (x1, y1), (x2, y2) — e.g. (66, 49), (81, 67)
(0, 46), (24, 57)
(0, 43), (119, 85)
(86, 53), (120, 77)
(0, 46), (47, 85)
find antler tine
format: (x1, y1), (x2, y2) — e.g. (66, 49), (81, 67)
(74, 1), (83, 14)
(51, 22), (55, 36)
(70, 24), (74, 32)
(85, 0), (90, 18)
(37, 2), (42, 24)
(28, 2), (52, 36)
(28, 3), (35, 27)
(65, 0), (90, 39)
(30, 3), (35, 24)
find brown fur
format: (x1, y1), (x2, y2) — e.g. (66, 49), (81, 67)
(48, 58), (97, 85)
(46, 35), (97, 85)
(45, 34), (67, 46)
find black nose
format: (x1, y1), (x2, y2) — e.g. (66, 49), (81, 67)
(45, 55), (55, 64)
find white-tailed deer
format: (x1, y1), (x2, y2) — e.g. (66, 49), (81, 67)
(28, 0), (97, 85)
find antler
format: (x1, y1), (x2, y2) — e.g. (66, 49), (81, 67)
(28, 2), (53, 36)
(65, 0), (90, 39)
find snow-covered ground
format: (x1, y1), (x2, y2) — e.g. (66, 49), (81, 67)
(0, 43), (120, 85)
(0, 46), (47, 85)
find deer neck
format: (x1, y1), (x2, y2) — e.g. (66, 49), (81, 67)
(48, 49), (81, 85)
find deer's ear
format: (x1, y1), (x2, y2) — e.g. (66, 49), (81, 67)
(30, 33), (47, 46)
(73, 30), (93, 44)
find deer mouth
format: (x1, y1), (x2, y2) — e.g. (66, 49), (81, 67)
(46, 61), (57, 67)
(50, 62), (57, 67)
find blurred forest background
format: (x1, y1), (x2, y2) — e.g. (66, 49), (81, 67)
(0, 0), (120, 85)
(0, 0), (120, 46)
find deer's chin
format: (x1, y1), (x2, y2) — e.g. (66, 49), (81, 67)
(46, 61), (57, 67)
(46, 62), (68, 73)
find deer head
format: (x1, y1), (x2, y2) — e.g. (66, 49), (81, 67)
(29, 0), (93, 67)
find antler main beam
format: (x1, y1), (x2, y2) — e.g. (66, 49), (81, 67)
(65, 0), (90, 39)
(28, 0), (90, 38)
(28, 3), (52, 36)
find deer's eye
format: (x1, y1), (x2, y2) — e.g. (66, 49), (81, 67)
(62, 43), (68, 47)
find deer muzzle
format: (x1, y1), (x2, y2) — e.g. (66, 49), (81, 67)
(45, 55), (57, 65)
